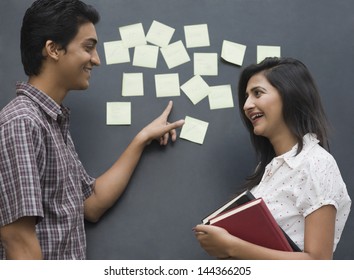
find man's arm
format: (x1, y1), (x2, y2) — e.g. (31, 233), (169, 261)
(84, 101), (184, 222)
(0, 216), (43, 259)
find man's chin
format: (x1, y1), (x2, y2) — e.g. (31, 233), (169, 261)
(74, 82), (90, 91)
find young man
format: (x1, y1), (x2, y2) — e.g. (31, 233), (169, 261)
(0, 0), (184, 259)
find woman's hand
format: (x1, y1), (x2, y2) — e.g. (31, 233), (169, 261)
(194, 224), (239, 259)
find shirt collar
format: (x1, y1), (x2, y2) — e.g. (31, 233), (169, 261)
(278, 133), (320, 169)
(16, 81), (70, 121)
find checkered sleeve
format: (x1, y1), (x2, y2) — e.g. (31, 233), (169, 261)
(0, 118), (44, 226)
(79, 159), (95, 200)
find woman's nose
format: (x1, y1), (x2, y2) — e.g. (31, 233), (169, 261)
(243, 95), (255, 112)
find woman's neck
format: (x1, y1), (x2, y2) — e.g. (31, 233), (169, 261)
(270, 132), (298, 156)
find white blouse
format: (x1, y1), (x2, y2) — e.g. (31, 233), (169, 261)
(251, 133), (351, 251)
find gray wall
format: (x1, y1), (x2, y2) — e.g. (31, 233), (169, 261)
(1, 0), (353, 259)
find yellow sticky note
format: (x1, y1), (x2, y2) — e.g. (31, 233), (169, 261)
(155, 73), (180, 97)
(257, 45), (281, 63)
(122, 73), (144, 97)
(208, 85), (234, 110)
(194, 53), (218, 76)
(184, 24), (210, 48)
(160, 40), (190, 69)
(180, 116), (209, 145)
(221, 40), (247, 66)
(106, 102), (131, 125)
(180, 75), (210, 105)
(103, 40), (130, 65)
(133, 45), (159, 68)
(119, 23), (146, 48)
(146, 20), (175, 47)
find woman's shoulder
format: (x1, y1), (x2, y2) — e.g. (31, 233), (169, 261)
(306, 142), (338, 167)
(295, 134), (337, 169)
(286, 135), (337, 172)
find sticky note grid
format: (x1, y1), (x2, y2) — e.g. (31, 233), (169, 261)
(103, 20), (281, 145)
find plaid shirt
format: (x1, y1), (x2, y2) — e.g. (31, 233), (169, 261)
(0, 82), (95, 259)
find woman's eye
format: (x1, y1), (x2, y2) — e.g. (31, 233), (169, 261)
(255, 90), (263, 97)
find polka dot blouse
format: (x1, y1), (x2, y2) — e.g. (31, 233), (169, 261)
(251, 133), (351, 251)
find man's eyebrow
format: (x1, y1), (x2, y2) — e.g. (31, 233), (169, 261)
(84, 38), (98, 45)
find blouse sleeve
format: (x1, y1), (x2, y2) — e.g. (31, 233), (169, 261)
(296, 154), (349, 217)
(295, 153), (351, 249)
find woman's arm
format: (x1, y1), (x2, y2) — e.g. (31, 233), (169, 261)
(194, 204), (336, 260)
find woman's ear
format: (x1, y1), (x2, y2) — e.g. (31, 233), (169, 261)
(42, 40), (61, 61)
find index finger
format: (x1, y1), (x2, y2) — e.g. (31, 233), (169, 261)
(161, 100), (173, 118)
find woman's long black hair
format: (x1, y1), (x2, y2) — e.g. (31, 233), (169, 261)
(238, 57), (330, 190)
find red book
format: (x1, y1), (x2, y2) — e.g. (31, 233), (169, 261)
(208, 198), (293, 251)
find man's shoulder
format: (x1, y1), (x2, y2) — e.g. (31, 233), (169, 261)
(0, 95), (42, 127)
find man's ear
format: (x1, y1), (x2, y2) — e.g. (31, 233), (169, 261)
(43, 40), (62, 61)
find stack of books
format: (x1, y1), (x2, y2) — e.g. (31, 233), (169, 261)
(202, 190), (301, 252)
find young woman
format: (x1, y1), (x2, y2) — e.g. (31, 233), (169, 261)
(194, 57), (351, 259)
